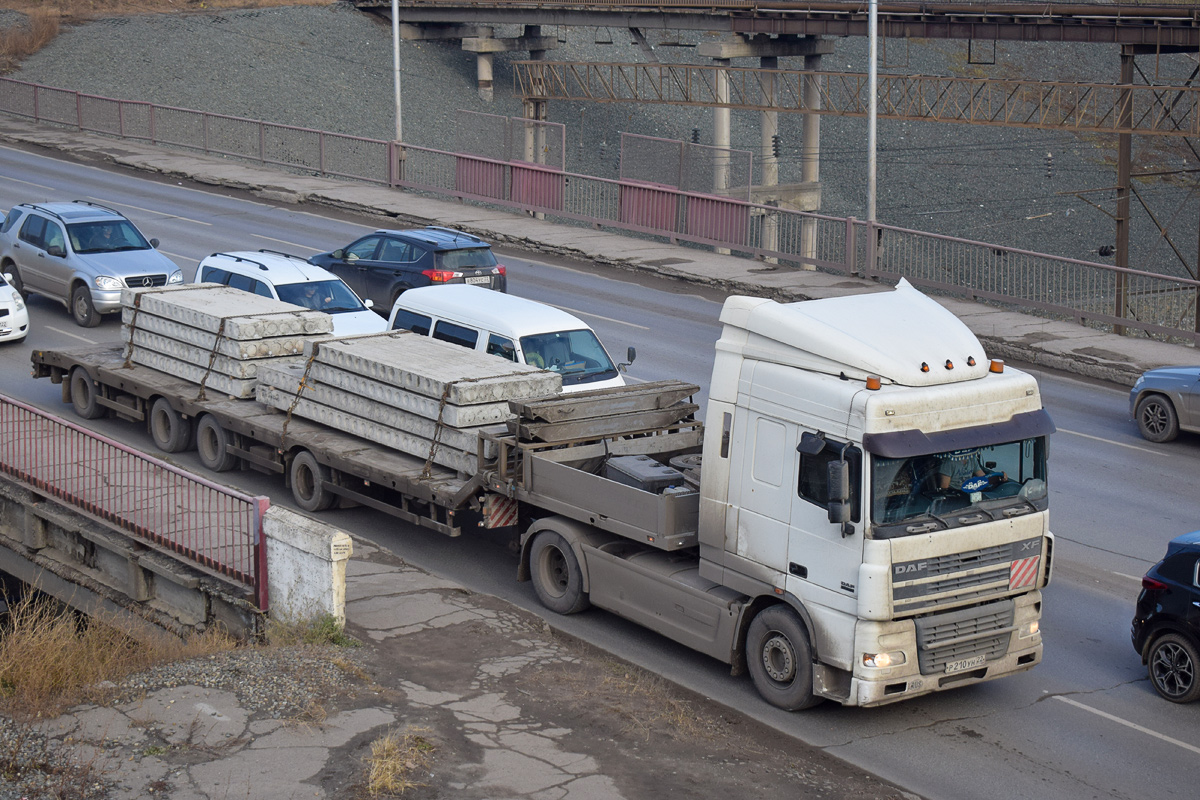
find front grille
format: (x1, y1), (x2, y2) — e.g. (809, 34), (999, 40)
(914, 599), (1014, 674)
(0, 308), (8, 319)
(892, 536), (1041, 613)
(123, 274), (168, 288)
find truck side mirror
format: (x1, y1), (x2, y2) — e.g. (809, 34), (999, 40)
(618, 346), (636, 372)
(827, 459), (855, 536)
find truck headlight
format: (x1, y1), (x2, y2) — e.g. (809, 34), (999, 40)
(863, 650), (907, 668)
(1019, 621), (1040, 639)
(94, 275), (123, 291)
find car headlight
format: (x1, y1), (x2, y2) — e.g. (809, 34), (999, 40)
(13, 295), (24, 311)
(94, 275), (123, 291)
(168, 270), (183, 284)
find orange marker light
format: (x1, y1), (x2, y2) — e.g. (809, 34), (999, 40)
(945, 360), (954, 370)
(920, 362), (930, 373)
(967, 357), (976, 367)
(866, 376), (882, 390)
(989, 359), (1005, 373)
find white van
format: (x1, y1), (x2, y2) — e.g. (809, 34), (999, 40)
(387, 285), (633, 393)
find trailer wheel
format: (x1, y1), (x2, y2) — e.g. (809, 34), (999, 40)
(529, 531), (590, 615)
(196, 415), (239, 472)
(149, 397), (192, 453)
(746, 606), (821, 711)
(69, 367), (105, 420)
(290, 451), (335, 512)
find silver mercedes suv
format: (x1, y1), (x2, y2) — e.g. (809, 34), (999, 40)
(0, 201), (182, 327)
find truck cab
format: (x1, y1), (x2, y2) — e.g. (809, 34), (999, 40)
(698, 280), (1054, 707)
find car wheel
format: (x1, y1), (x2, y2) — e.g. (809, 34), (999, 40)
(1147, 632), (1200, 703)
(1135, 394), (1179, 443)
(4, 263), (24, 298)
(71, 285), (101, 328)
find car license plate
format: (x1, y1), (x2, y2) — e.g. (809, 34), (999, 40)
(465, 276), (490, 285)
(945, 654), (986, 674)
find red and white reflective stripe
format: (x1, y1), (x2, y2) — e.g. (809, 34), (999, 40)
(1009, 556), (1039, 590)
(482, 494), (519, 529)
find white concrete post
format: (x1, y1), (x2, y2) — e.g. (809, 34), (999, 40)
(800, 49), (823, 269)
(263, 506), (353, 626)
(760, 55), (779, 263)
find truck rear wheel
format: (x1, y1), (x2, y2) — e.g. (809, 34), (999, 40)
(529, 530), (590, 615)
(69, 367), (105, 420)
(196, 415), (239, 472)
(746, 606), (821, 711)
(149, 397), (192, 453)
(290, 450), (335, 512)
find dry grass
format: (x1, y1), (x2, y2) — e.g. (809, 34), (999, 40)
(364, 727), (435, 797)
(0, 593), (234, 721)
(558, 656), (718, 742)
(0, 0), (334, 72)
(265, 612), (361, 648)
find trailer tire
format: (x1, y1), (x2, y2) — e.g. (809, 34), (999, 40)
(746, 606), (822, 711)
(529, 531), (590, 615)
(69, 367), (105, 420)
(149, 397), (192, 453)
(290, 451), (335, 512)
(196, 415), (239, 472)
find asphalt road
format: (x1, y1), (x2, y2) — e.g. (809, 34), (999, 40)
(1, 143), (1198, 800)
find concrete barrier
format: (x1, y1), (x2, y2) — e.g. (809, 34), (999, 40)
(263, 506), (352, 625)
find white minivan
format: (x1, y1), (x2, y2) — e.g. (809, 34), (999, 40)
(387, 285), (633, 393)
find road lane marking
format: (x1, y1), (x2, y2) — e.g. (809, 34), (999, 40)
(0, 175), (56, 191)
(1057, 428), (1166, 456)
(44, 326), (98, 344)
(161, 250), (196, 263)
(1114, 572), (1144, 582)
(549, 303), (650, 330)
(251, 234), (318, 251)
(1053, 696), (1200, 755)
(88, 196), (212, 226)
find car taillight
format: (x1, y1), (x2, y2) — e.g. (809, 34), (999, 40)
(494, 264), (506, 275)
(423, 269), (462, 283)
(1142, 576), (1169, 592)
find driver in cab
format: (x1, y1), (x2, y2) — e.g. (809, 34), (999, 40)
(937, 449), (1003, 491)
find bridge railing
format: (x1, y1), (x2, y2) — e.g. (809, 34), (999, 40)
(2, 75), (1196, 344)
(0, 393), (269, 610)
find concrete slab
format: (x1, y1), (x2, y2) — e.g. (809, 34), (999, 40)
(130, 349), (260, 398)
(121, 306), (320, 357)
(257, 363), (506, 453)
(123, 328), (297, 379)
(123, 284), (333, 339)
(305, 331), (562, 404)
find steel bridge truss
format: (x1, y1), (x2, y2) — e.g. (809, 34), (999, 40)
(515, 61), (1200, 137)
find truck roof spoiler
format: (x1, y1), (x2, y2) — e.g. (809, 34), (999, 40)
(861, 409), (1056, 457)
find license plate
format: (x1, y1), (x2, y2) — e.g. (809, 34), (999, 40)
(945, 654), (986, 674)
(464, 276), (490, 285)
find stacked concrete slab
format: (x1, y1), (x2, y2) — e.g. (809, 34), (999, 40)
(120, 284), (334, 399)
(256, 331), (562, 473)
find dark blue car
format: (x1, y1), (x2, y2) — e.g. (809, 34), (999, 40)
(310, 226), (506, 316)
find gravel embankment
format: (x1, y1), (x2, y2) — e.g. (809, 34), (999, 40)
(6, 2), (1197, 275)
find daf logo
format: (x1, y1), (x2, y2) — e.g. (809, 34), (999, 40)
(141, 277), (153, 287)
(895, 562), (926, 575)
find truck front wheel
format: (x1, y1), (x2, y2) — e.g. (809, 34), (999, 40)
(529, 531), (590, 615)
(290, 451), (335, 512)
(746, 606), (822, 711)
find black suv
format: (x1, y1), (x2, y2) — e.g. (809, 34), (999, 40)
(1132, 530), (1200, 703)
(310, 226), (506, 315)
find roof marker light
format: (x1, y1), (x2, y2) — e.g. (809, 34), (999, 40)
(920, 362), (930, 373)
(865, 376), (882, 390)
(967, 357), (976, 367)
(945, 360), (954, 370)
(990, 359), (1005, 373)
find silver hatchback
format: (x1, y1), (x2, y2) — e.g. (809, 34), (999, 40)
(0, 201), (181, 327)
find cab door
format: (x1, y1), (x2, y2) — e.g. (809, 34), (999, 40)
(785, 436), (864, 616)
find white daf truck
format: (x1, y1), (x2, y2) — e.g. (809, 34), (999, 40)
(33, 279), (1053, 709)
(512, 279), (1054, 709)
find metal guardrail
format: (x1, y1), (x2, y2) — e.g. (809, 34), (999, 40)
(0, 393), (269, 609)
(0, 75), (1196, 343)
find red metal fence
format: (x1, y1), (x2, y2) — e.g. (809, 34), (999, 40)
(1, 75), (1196, 343)
(0, 393), (268, 609)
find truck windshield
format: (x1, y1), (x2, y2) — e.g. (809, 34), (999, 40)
(870, 437), (1047, 537)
